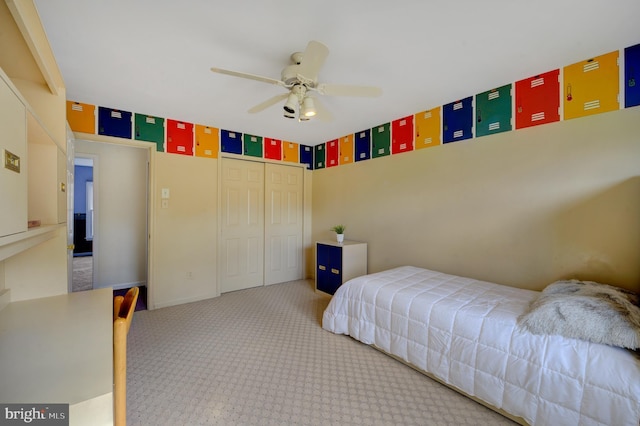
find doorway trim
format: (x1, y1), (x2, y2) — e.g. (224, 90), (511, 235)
(70, 154), (98, 292)
(69, 132), (156, 307)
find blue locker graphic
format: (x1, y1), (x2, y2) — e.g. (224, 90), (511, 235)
(98, 107), (132, 139)
(316, 243), (343, 295)
(300, 144), (314, 169)
(443, 97), (473, 143)
(220, 130), (243, 154)
(355, 129), (371, 162)
(625, 43), (640, 108)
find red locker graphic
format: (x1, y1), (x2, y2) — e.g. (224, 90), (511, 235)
(264, 138), (282, 160)
(391, 115), (414, 154)
(166, 119), (194, 156)
(515, 69), (560, 129)
(326, 139), (339, 168)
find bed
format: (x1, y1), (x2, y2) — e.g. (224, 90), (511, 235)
(322, 266), (640, 426)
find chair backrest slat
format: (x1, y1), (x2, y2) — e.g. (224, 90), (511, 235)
(113, 286), (139, 426)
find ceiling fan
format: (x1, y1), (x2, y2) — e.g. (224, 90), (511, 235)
(211, 40), (382, 122)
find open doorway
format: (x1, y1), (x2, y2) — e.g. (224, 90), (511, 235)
(71, 140), (149, 311)
(72, 156), (94, 292)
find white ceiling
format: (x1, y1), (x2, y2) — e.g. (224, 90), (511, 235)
(34, 0), (640, 146)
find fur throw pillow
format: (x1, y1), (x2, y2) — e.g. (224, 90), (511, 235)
(518, 279), (640, 349)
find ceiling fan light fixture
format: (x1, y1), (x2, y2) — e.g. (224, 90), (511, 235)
(283, 93), (298, 114)
(301, 96), (316, 117)
(283, 111), (295, 119)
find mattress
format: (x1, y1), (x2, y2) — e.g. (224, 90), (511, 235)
(322, 266), (640, 426)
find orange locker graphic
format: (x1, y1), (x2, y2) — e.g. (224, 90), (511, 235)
(167, 119), (194, 156)
(563, 51), (619, 120)
(515, 70), (560, 129)
(326, 139), (339, 167)
(195, 124), (219, 158)
(66, 101), (96, 134)
(391, 115), (414, 154)
(339, 134), (354, 165)
(283, 141), (299, 163)
(414, 108), (441, 149)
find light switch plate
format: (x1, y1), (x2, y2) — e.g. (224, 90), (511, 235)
(161, 188), (170, 199)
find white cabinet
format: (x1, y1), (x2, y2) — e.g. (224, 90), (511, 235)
(316, 240), (367, 295)
(0, 67), (67, 261)
(0, 73), (27, 238)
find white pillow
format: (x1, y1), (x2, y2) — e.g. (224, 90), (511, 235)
(518, 279), (640, 349)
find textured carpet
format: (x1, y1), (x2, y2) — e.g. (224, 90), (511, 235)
(126, 280), (516, 425)
(72, 256), (93, 292)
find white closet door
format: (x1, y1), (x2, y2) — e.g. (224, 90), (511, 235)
(220, 158), (264, 293)
(264, 163), (303, 285)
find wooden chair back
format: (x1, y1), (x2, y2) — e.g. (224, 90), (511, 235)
(113, 287), (139, 426)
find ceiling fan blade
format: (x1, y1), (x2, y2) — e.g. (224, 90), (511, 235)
(310, 97), (333, 122)
(316, 83), (382, 97)
(248, 93), (289, 113)
(296, 40), (329, 83)
(210, 67), (287, 87)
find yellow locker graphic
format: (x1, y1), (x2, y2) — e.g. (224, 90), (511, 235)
(563, 51), (619, 120)
(414, 107), (441, 149)
(283, 141), (299, 163)
(195, 124), (219, 158)
(66, 101), (96, 134)
(339, 134), (354, 165)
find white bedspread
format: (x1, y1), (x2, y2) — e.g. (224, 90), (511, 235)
(322, 266), (640, 426)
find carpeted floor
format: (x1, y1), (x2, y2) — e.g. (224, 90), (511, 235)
(72, 255), (93, 292)
(74, 256), (147, 310)
(126, 280), (516, 425)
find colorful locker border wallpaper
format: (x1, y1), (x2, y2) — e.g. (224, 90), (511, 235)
(65, 103), (313, 168)
(314, 42), (638, 169)
(67, 42), (639, 172)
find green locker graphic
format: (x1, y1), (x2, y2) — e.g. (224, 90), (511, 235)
(243, 134), (263, 157)
(314, 144), (326, 169)
(372, 123), (390, 158)
(134, 114), (165, 151)
(476, 84), (512, 137)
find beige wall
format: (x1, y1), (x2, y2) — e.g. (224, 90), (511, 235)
(312, 107), (640, 292)
(14, 78), (66, 149)
(151, 153), (218, 308)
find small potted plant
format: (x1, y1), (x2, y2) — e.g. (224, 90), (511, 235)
(331, 225), (346, 243)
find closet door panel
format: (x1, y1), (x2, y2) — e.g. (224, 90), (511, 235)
(264, 163), (303, 285)
(220, 158), (264, 292)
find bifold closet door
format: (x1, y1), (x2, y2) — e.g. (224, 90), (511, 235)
(220, 158), (265, 293)
(264, 163), (303, 285)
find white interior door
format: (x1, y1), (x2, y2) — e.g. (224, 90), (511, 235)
(264, 163), (303, 285)
(66, 127), (75, 293)
(220, 158), (264, 293)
